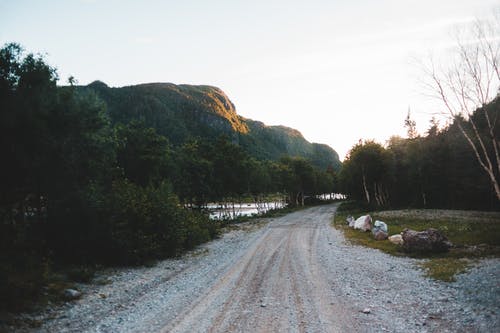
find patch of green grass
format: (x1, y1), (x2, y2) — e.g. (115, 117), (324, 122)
(334, 223), (403, 256)
(332, 202), (500, 282)
(418, 258), (474, 282)
(370, 215), (500, 249)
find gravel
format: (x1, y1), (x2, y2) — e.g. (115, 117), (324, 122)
(3, 204), (499, 332)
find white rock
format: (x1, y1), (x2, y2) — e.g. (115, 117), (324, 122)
(388, 234), (403, 245)
(354, 215), (372, 232)
(373, 220), (388, 233)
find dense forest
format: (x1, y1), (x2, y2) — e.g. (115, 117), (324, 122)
(0, 43), (336, 309)
(339, 104), (500, 211)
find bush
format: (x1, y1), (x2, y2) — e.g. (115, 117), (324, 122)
(47, 180), (221, 266)
(0, 218), (49, 311)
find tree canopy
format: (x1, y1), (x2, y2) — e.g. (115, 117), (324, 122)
(0, 42), (338, 310)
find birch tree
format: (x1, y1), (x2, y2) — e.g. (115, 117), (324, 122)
(423, 16), (500, 201)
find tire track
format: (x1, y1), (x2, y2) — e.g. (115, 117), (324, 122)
(164, 205), (356, 333)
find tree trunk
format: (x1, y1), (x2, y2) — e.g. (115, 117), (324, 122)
(374, 182), (388, 207)
(362, 171), (370, 204)
(457, 121), (500, 201)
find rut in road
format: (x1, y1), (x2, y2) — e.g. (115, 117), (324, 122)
(163, 204), (358, 333)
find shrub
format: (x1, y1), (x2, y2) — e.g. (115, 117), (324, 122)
(0, 217), (49, 311)
(49, 180), (221, 265)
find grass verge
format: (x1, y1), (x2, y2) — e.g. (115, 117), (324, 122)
(333, 201), (500, 282)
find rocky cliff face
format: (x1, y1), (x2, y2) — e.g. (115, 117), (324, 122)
(177, 84), (248, 134)
(84, 81), (341, 170)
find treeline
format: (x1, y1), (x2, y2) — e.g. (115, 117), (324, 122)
(339, 103), (499, 211)
(0, 43), (335, 309)
(172, 137), (336, 208)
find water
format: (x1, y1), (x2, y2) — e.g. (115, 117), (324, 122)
(205, 193), (345, 220)
(207, 201), (286, 220)
(317, 193), (346, 200)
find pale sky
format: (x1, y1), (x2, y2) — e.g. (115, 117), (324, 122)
(1, 0), (498, 160)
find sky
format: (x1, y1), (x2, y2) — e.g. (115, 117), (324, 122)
(1, 0), (498, 160)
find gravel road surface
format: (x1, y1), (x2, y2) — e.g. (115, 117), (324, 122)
(9, 204), (500, 332)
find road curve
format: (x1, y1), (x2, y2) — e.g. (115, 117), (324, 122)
(162, 204), (357, 333)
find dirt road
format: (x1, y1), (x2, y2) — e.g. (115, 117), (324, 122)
(163, 204), (357, 333)
(19, 203), (499, 332)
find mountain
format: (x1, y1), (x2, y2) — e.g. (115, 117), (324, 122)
(84, 81), (341, 170)
(240, 120), (340, 170)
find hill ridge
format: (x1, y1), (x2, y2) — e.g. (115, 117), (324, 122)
(83, 81), (341, 170)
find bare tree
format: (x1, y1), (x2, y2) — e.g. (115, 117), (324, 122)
(423, 15), (500, 202)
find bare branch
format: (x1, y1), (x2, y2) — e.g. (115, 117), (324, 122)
(422, 14), (500, 201)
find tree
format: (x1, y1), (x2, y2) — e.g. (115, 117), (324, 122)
(277, 157), (317, 206)
(172, 140), (213, 207)
(423, 16), (500, 201)
(210, 137), (249, 201)
(0, 42), (116, 306)
(340, 141), (390, 207)
(404, 109), (418, 139)
(115, 121), (170, 187)
(0, 43), (58, 212)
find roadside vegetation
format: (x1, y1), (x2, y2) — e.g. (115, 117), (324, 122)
(0, 43), (338, 312)
(334, 18), (499, 282)
(338, 18), (499, 211)
(333, 201), (500, 281)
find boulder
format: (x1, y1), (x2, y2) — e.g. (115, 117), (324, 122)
(346, 215), (355, 228)
(388, 234), (403, 245)
(354, 215), (372, 232)
(373, 230), (388, 240)
(401, 228), (452, 253)
(372, 220), (388, 240)
(373, 220), (388, 234)
(63, 288), (82, 301)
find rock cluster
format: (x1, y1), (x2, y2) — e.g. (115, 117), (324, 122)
(346, 215), (453, 253)
(346, 215), (386, 240)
